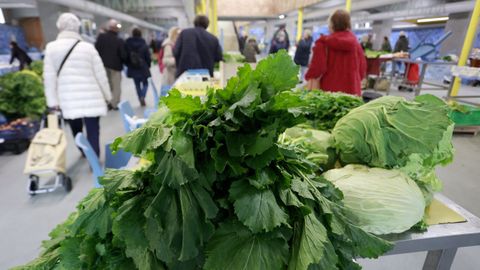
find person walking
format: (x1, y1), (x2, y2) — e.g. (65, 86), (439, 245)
(161, 27), (180, 86)
(269, 30), (289, 54)
(174, 15), (223, 78)
(294, 29), (313, 81)
(95, 19), (126, 110)
(381, 36), (392, 52)
(243, 37), (260, 63)
(9, 41), (32, 70)
(125, 28), (151, 107)
(394, 31), (409, 52)
(305, 9), (366, 96)
(43, 13), (111, 156)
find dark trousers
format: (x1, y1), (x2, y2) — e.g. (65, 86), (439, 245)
(133, 78), (148, 100)
(68, 117), (100, 156)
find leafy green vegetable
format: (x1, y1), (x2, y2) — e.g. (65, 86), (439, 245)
(291, 90), (364, 131)
(364, 49), (390, 58)
(332, 95), (454, 203)
(30, 60), (43, 77)
(324, 165), (426, 235)
(18, 51), (391, 270)
(222, 52), (246, 63)
(279, 126), (337, 171)
(0, 70), (46, 119)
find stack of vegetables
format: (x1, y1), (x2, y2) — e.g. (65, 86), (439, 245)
(282, 94), (454, 234)
(18, 51), (454, 270)
(18, 52), (392, 270)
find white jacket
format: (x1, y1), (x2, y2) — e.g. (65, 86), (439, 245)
(43, 31), (111, 119)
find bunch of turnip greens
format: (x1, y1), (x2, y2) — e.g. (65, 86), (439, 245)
(16, 51), (391, 270)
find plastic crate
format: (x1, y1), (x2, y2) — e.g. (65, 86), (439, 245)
(449, 106), (480, 126)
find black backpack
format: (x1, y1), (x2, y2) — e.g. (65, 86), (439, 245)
(129, 50), (144, 69)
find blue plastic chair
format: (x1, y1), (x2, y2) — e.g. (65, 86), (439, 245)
(75, 133), (132, 188)
(160, 84), (171, 97)
(118, 101), (135, 133)
(149, 78), (160, 107)
(144, 80), (172, 118)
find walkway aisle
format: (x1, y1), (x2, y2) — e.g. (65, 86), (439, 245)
(0, 66), (162, 269)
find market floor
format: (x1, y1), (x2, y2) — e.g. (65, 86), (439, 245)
(1, 68), (480, 270)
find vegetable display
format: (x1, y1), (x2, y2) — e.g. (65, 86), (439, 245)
(323, 165), (426, 235)
(289, 90), (364, 131)
(332, 95), (454, 204)
(0, 70), (46, 119)
(17, 51), (392, 270)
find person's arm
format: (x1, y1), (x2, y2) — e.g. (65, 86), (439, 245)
(254, 44), (260, 54)
(144, 44), (151, 66)
(214, 39), (223, 62)
(92, 48), (112, 102)
(163, 45), (176, 67)
(42, 47), (59, 108)
(304, 41), (327, 80)
(357, 44), (367, 80)
(9, 50), (15, 65)
(118, 39), (128, 64)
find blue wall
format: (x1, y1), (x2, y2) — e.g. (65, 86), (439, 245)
(0, 24), (28, 55)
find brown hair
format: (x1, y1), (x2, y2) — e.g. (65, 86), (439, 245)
(328, 9), (351, 32)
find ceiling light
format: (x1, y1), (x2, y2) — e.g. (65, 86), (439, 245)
(417, 16), (449, 23)
(116, 23), (122, 29)
(0, 8), (4, 24)
(278, 14), (286, 19)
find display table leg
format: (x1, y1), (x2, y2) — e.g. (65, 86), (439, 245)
(422, 248), (457, 270)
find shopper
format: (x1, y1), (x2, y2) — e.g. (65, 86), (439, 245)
(238, 30), (248, 54)
(161, 27), (181, 86)
(243, 37), (260, 63)
(360, 34), (373, 50)
(269, 30), (289, 54)
(125, 28), (151, 107)
(9, 41), (32, 70)
(294, 29), (313, 81)
(394, 31), (409, 52)
(95, 19), (126, 110)
(381, 36), (392, 52)
(43, 13), (111, 156)
(174, 15), (223, 78)
(305, 9), (366, 96)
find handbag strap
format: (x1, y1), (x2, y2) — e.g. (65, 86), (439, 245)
(57, 40), (81, 76)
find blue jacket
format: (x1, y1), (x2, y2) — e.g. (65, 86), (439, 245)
(173, 27), (223, 77)
(294, 37), (313, 67)
(125, 37), (151, 79)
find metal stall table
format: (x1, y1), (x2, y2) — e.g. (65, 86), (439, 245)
(389, 59), (456, 96)
(381, 194), (480, 270)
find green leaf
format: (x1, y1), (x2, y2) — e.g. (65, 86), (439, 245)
(69, 189), (112, 239)
(230, 180), (288, 232)
(153, 151), (199, 188)
(99, 169), (141, 196)
(204, 222), (289, 270)
(163, 89), (204, 115)
(171, 128), (195, 168)
(112, 125), (171, 155)
(288, 214), (338, 270)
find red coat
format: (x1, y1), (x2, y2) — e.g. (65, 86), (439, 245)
(305, 31), (366, 96)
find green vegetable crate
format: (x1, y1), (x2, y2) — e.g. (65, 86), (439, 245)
(449, 105), (480, 126)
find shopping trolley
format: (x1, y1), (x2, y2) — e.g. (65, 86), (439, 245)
(24, 113), (72, 195)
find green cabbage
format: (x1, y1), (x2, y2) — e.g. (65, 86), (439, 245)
(324, 165), (426, 235)
(279, 126), (336, 171)
(332, 95), (454, 203)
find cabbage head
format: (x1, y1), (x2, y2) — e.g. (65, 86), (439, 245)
(324, 165), (425, 235)
(279, 126), (336, 171)
(332, 94), (454, 203)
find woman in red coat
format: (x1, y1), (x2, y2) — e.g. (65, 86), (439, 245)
(305, 9), (366, 96)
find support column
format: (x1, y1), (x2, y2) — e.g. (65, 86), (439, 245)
(371, 19), (393, 50)
(451, 0), (480, 96)
(296, 8), (304, 42)
(37, 2), (68, 43)
(346, 0), (352, 12)
(208, 0), (218, 36)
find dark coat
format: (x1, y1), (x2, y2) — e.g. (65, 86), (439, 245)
(269, 40), (289, 54)
(394, 36), (409, 52)
(173, 27), (223, 77)
(243, 40), (260, 63)
(381, 40), (392, 52)
(125, 37), (151, 80)
(10, 45), (32, 69)
(95, 31), (126, 71)
(294, 37), (313, 66)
